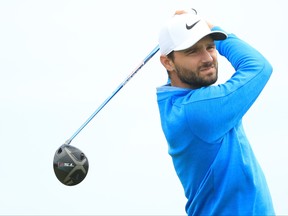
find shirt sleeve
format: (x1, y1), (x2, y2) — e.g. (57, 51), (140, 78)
(184, 27), (273, 143)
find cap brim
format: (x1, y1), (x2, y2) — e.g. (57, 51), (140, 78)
(209, 31), (227, 41)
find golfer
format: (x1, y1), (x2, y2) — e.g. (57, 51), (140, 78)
(157, 10), (275, 215)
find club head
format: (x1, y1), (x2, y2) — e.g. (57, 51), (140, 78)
(53, 144), (89, 186)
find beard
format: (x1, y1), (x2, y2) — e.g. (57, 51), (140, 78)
(174, 62), (218, 89)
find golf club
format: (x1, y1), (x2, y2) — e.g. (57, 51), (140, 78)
(53, 45), (160, 186)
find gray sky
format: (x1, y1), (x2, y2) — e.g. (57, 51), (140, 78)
(0, 0), (287, 215)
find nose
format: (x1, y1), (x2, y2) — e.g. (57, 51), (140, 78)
(201, 50), (213, 62)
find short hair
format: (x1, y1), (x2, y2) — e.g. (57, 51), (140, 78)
(167, 51), (175, 61)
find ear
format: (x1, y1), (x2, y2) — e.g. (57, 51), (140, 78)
(160, 55), (175, 71)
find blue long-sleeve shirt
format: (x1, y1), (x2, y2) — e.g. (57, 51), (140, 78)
(156, 27), (275, 215)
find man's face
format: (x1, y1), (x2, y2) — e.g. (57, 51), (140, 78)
(171, 36), (219, 89)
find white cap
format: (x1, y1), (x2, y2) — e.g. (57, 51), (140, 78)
(158, 12), (227, 55)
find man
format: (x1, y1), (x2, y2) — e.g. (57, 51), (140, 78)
(157, 9), (275, 215)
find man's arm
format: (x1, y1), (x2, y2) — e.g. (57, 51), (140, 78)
(185, 28), (273, 143)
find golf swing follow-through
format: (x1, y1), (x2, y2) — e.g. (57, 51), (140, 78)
(53, 45), (159, 186)
(53, 7), (275, 216)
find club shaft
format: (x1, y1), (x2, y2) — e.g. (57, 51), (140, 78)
(65, 45), (160, 145)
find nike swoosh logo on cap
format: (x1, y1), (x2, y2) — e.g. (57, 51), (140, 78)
(186, 20), (200, 30)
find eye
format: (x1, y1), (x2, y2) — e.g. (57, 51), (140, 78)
(189, 49), (197, 54)
(185, 48), (197, 55)
(207, 44), (216, 51)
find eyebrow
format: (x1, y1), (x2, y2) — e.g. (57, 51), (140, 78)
(207, 42), (216, 47)
(182, 46), (197, 54)
(182, 41), (216, 54)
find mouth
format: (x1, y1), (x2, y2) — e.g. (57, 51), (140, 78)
(200, 65), (215, 73)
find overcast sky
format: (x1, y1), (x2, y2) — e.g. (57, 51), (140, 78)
(0, 0), (287, 215)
